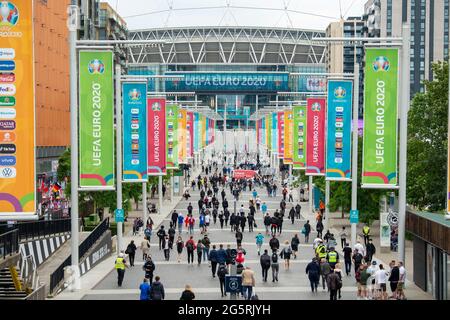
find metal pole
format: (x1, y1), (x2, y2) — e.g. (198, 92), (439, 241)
(115, 64), (123, 255)
(309, 176), (313, 213)
(256, 95), (259, 155)
(351, 60), (360, 248)
(170, 173), (174, 202)
(142, 182), (147, 225)
(224, 101), (227, 155)
(159, 176), (163, 212)
(68, 3), (80, 291)
(325, 180), (330, 231)
(398, 23), (410, 264)
(229, 264), (237, 300)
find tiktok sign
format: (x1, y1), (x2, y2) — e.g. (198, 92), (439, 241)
(306, 98), (326, 176)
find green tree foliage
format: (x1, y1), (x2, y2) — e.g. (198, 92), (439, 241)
(407, 61), (449, 211)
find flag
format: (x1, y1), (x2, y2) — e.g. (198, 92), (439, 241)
(52, 183), (61, 193)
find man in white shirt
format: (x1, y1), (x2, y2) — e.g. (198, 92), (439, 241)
(367, 260), (379, 299)
(397, 261), (406, 300)
(354, 240), (366, 258)
(375, 264), (388, 300)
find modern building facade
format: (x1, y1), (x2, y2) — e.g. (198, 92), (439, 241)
(98, 2), (128, 68)
(34, 0), (71, 176)
(363, 0), (450, 95)
(127, 27), (327, 129)
(78, 0), (100, 40)
(325, 18), (365, 116)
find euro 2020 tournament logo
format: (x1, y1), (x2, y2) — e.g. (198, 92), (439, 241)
(152, 102), (161, 111)
(129, 89), (141, 101)
(88, 59), (105, 74)
(311, 102), (321, 112)
(334, 87), (346, 99)
(0, 2), (19, 27)
(373, 56), (390, 72)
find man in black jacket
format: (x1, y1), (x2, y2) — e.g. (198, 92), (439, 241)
(168, 224), (176, 249)
(157, 226), (167, 250)
(235, 230), (243, 247)
(260, 249), (271, 282)
(269, 235), (280, 252)
(171, 210), (178, 228)
(150, 276), (165, 300)
(295, 204), (301, 219)
(247, 214), (255, 232)
(143, 256), (156, 283)
(366, 239), (376, 262)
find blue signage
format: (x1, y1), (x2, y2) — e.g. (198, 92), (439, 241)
(326, 80), (353, 181)
(0, 155), (16, 166)
(0, 61), (15, 72)
(225, 275), (242, 293)
(271, 112), (278, 153)
(350, 210), (359, 224)
(115, 209), (125, 223)
(122, 82), (148, 182)
(165, 72), (289, 92)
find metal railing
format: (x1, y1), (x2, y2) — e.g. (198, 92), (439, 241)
(0, 218), (77, 243)
(0, 230), (19, 260)
(49, 218), (110, 295)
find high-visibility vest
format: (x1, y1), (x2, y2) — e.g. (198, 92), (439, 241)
(115, 257), (125, 270)
(363, 226), (370, 235)
(328, 251), (337, 263)
(317, 245), (327, 258)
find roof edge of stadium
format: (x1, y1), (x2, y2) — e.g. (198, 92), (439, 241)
(128, 25), (326, 34)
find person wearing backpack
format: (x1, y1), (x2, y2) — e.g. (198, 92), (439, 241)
(271, 250), (280, 282)
(291, 234), (300, 259)
(196, 240), (204, 265)
(352, 249), (364, 275)
(185, 236), (196, 264)
(150, 276), (165, 300)
(280, 240), (292, 270)
(209, 245), (218, 278)
(235, 247), (246, 265)
(260, 249), (271, 282)
(327, 269), (342, 300)
(125, 240), (137, 267)
(305, 258), (320, 293)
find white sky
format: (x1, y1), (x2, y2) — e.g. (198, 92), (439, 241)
(104, 0), (367, 31)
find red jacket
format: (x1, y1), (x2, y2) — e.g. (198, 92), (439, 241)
(185, 239), (196, 250)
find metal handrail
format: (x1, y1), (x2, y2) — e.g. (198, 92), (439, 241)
(0, 229), (19, 260)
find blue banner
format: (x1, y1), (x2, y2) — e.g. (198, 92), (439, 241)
(165, 72), (289, 92)
(326, 80), (353, 181)
(271, 112), (278, 153)
(194, 112), (199, 153)
(122, 82), (148, 182)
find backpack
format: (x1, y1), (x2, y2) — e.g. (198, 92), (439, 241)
(354, 253), (363, 264)
(336, 277), (343, 290)
(217, 266), (227, 278)
(186, 241), (194, 251)
(271, 253), (278, 263)
(236, 252), (244, 264)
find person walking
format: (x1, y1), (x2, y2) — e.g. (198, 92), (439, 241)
(163, 235), (170, 261)
(334, 262), (343, 299)
(185, 236), (196, 264)
(125, 240), (137, 267)
(219, 211), (225, 229)
(362, 224), (371, 246)
(261, 202), (268, 215)
(306, 258), (320, 293)
(209, 245), (218, 278)
(140, 237), (150, 261)
(235, 229), (243, 248)
(176, 236), (184, 263)
(255, 232), (264, 256)
(320, 258), (331, 291)
(271, 249), (280, 282)
(352, 249), (364, 275)
(180, 284), (195, 300)
(343, 243), (352, 276)
(150, 276), (165, 300)
(115, 252), (129, 287)
(157, 226), (167, 250)
(366, 239), (376, 263)
(316, 220), (324, 238)
(280, 240), (292, 270)
(247, 214), (255, 233)
(196, 240), (204, 265)
(269, 235), (280, 252)
(139, 278), (151, 300)
(241, 267), (256, 300)
(388, 260), (400, 299)
(168, 223), (176, 249)
(260, 249), (271, 282)
(171, 210), (178, 228)
(291, 234), (300, 259)
(303, 220), (311, 243)
(327, 269), (342, 300)
(375, 264), (388, 300)
(289, 206), (295, 224)
(177, 212), (184, 234)
(263, 213), (271, 235)
(397, 261), (407, 300)
(326, 247), (339, 269)
(143, 256), (156, 284)
(217, 263), (228, 297)
(201, 235), (211, 262)
(295, 203), (301, 219)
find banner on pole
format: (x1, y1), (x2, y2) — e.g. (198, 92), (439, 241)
(187, 112), (194, 158)
(79, 51), (115, 189)
(306, 98), (326, 176)
(0, 0), (36, 217)
(193, 113), (199, 153)
(278, 112), (284, 159)
(293, 106), (307, 170)
(147, 98), (166, 176)
(362, 48), (399, 188)
(326, 80), (353, 181)
(271, 113), (278, 154)
(284, 111), (293, 164)
(178, 109), (187, 164)
(122, 82), (148, 182)
(166, 104), (179, 169)
(266, 116), (271, 150)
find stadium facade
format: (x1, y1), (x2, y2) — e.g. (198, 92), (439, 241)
(126, 26), (327, 129)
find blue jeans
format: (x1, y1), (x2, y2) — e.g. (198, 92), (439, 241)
(203, 247), (210, 261)
(243, 286), (253, 300)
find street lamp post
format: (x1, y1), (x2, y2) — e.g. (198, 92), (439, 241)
(115, 64), (123, 255)
(351, 62), (360, 248)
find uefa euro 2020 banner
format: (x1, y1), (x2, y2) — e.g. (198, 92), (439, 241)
(178, 109), (187, 164)
(166, 104), (179, 169)
(187, 112), (194, 158)
(326, 80), (353, 181)
(306, 98), (326, 176)
(293, 106), (307, 170)
(79, 51), (115, 190)
(271, 112), (278, 154)
(122, 82), (148, 183)
(277, 112), (284, 159)
(283, 111), (293, 164)
(266, 116), (270, 149)
(0, 0), (36, 217)
(147, 98), (167, 176)
(362, 48), (399, 188)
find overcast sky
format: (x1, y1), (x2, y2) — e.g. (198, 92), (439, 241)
(104, 0), (367, 31)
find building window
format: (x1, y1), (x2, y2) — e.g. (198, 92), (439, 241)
(387, 0), (393, 36)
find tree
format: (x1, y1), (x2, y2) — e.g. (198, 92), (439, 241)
(407, 61), (448, 211)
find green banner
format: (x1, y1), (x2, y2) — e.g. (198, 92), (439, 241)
(293, 105), (307, 170)
(166, 104), (179, 169)
(79, 51), (115, 189)
(362, 48), (398, 188)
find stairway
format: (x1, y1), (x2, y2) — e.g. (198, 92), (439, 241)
(0, 268), (28, 300)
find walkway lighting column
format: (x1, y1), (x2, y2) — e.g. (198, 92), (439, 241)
(68, 3), (80, 290)
(350, 61), (360, 247)
(115, 64), (123, 254)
